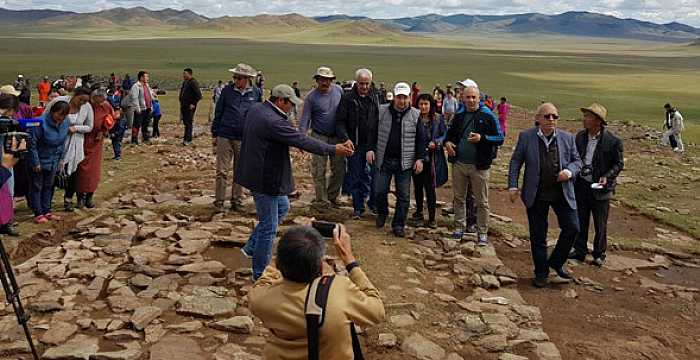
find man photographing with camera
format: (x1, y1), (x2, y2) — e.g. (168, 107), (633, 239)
(249, 224), (385, 360)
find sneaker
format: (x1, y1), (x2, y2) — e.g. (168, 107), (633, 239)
(375, 215), (387, 228)
(352, 212), (362, 220)
(592, 256), (606, 267)
(0, 224), (20, 237)
(45, 213), (62, 221)
(477, 234), (489, 246)
(113, 156), (122, 161)
(240, 247), (253, 259)
(452, 230), (464, 240)
(34, 215), (48, 224)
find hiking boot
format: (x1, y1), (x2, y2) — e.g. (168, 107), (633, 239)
(533, 277), (548, 288)
(0, 224), (20, 237)
(84, 193), (96, 209)
(64, 199), (74, 212)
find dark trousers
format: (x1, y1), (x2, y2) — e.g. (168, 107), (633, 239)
(110, 117), (126, 158)
(574, 180), (610, 258)
(29, 168), (56, 216)
(375, 158), (412, 230)
(63, 170), (79, 200)
(132, 109), (152, 143)
(152, 115), (161, 138)
(181, 106), (196, 143)
(466, 186), (477, 228)
(526, 198), (580, 278)
(368, 163), (377, 211)
(347, 147), (372, 214)
(413, 162), (436, 221)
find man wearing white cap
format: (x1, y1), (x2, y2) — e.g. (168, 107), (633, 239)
(368, 82), (428, 237)
(444, 80), (504, 245)
(299, 66), (347, 209)
(236, 84), (354, 280)
(211, 63), (262, 212)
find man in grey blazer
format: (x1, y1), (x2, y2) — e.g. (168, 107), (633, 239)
(508, 102), (582, 288)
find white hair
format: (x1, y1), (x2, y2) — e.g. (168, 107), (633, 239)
(463, 85), (480, 94)
(355, 68), (373, 81)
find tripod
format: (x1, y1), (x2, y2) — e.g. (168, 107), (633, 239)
(0, 236), (39, 360)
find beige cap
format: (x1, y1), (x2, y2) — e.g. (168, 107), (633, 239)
(271, 84), (302, 106)
(313, 66), (336, 79)
(581, 102), (608, 125)
(229, 63), (257, 77)
(0, 85), (20, 96)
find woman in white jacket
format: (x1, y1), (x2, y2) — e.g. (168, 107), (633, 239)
(44, 87), (93, 211)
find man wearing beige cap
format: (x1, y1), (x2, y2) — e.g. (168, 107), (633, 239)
(299, 66), (348, 209)
(570, 103), (624, 267)
(211, 63), (262, 212)
(236, 84), (354, 280)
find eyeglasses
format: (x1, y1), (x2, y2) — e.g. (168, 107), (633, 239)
(541, 114), (559, 120)
(233, 76), (247, 81)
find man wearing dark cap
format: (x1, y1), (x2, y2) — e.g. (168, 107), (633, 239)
(236, 84), (354, 280)
(569, 103), (624, 266)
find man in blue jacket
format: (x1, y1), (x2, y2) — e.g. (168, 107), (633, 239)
(444, 80), (504, 246)
(236, 84), (354, 280)
(211, 63), (262, 212)
(508, 102), (582, 288)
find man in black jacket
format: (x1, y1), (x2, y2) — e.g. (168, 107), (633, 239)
(335, 68), (380, 218)
(444, 81), (504, 245)
(570, 103), (624, 266)
(179, 68), (203, 146)
(236, 84), (354, 280)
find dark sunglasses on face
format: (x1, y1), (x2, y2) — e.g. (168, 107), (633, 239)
(542, 114), (559, 120)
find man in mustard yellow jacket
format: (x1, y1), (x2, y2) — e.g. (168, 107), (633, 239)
(249, 225), (385, 360)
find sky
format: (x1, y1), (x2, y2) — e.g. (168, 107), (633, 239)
(3, 0), (700, 26)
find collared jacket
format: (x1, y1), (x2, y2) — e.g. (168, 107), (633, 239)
(236, 101), (336, 196)
(372, 104), (428, 171)
(249, 265), (385, 360)
(335, 85), (380, 147)
(212, 85), (262, 140)
(179, 77), (203, 109)
(28, 113), (70, 172)
(444, 104), (504, 170)
(129, 82), (151, 112)
(575, 127), (624, 199)
(508, 127), (582, 209)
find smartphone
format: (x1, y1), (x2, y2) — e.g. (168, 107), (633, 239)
(312, 220), (338, 238)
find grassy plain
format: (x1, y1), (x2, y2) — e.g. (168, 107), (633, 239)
(2, 37), (698, 141)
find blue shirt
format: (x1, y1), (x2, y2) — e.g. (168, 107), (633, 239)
(299, 85), (343, 136)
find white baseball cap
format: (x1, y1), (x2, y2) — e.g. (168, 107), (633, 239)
(456, 78), (478, 88)
(393, 82), (411, 97)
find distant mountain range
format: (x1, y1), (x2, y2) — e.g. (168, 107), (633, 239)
(1, 7), (699, 43)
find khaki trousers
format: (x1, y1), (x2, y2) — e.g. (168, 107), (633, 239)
(453, 162), (490, 235)
(310, 131), (345, 205)
(215, 137), (243, 206)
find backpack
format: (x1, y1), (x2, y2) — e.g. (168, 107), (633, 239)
(305, 275), (364, 360)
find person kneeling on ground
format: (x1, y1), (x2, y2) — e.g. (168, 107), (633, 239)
(249, 224), (385, 360)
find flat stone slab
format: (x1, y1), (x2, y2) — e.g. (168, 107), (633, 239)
(150, 334), (207, 360)
(604, 254), (669, 271)
(176, 296), (237, 318)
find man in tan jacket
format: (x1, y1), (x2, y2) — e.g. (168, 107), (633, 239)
(249, 225), (385, 360)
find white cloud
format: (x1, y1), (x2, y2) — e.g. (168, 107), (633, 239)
(4, 0), (700, 26)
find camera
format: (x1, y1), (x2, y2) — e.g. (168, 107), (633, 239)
(0, 118), (30, 157)
(312, 221), (339, 238)
(581, 165), (593, 178)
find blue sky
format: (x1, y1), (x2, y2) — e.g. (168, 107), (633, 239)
(3, 0), (700, 26)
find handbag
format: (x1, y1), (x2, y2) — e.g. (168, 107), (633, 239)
(434, 149), (449, 188)
(54, 168), (67, 190)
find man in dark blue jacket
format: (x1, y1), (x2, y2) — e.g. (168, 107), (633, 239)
(236, 84), (354, 280)
(211, 63), (262, 212)
(444, 81), (504, 246)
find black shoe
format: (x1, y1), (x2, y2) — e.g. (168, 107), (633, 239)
(0, 224), (20, 237)
(84, 193), (96, 209)
(466, 224), (478, 234)
(76, 194), (85, 209)
(533, 277), (549, 288)
(376, 215), (387, 228)
(392, 228), (405, 238)
(550, 266), (572, 280)
(410, 212), (423, 221)
(427, 220), (437, 229)
(63, 199), (74, 213)
(592, 256), (606, 267)
(568, 249), (586, 261)
(414, 219), (425, 228)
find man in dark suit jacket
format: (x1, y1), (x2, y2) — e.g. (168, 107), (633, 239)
(508, 102), (582, 288)
(570, 103), (624, 266)
(179, 68), (203, 146)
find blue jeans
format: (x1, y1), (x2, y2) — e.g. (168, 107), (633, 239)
(29, 168), (56, 216)
(375, 158), (412, 230)
(243, 193), (290, 280)
(347, 148), (372, 214)
(110, 117), (127, 158)
(526, 198), (580, 278)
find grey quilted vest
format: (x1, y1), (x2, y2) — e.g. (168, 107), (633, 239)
(376, 104), (419, 171)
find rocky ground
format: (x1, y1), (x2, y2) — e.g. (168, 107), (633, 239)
(0, 105), (697, 360)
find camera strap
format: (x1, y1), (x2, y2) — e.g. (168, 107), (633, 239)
(304, 275), (366, 360)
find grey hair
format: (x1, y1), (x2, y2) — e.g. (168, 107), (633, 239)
(463, 85), (480, 94)
(355, 68), (373, 81)
(91, 88), (108, 98)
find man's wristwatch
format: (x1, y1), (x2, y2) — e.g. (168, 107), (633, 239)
(345, 261), (360, 273)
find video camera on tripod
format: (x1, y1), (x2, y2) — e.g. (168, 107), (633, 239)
(0, 118), (30, 158)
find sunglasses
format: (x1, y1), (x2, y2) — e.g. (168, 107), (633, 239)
(541, 114), (559, 120)
(233, 76), (247, 80)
